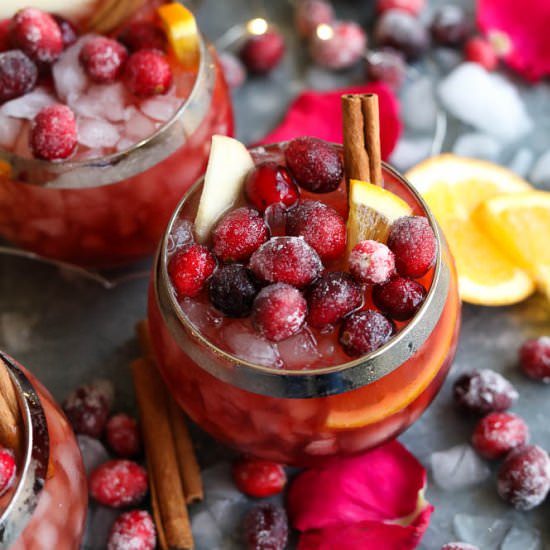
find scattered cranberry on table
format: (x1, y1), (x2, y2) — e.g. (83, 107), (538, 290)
(107, 510), (156, 550)
(430, 5), (470, 48)
(471, 412), (529, 460)
(519, 336), (550, 382)
(440, 544), (480, 550)
(464, 36), (498, 71)
(106, 413), (142, 458)
(294, 0), (335, 38)
(63, 381), (111, 438)
(243, 503), (289, 550)
(239, 29), (285, 75)
(365, 49), (406, 91)
(376, 0), (425, 16)
(0, 447), (16, 497)
(233, 457), (287, 498)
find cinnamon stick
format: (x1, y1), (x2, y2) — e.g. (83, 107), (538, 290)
(342, 94), (370, 183)
(0, 359), (22, 452)
(149, 468), (169, 550)
(361, 94), (383, 187)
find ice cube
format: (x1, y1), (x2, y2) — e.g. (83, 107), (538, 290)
(123, 107), (156, 142)
(71, 83), (129, 122)
(202, 462), (245, 502)
(0, 114), (22, 149)
(222, 321), (281, 367)
(430, 444), (490, 491)
(508, 148), (535, 178)
(209, 499), (248, 536)
(0, 87), (57, 120)
(453, 132), (502, 161)
(77, 118), (120, 149)
(530, 150), (550, 187)
(140, 95), (181, 122)
(438, 63), (532, 143)
(433, 47), (463, 72)
(501, 527), (542, 550)
(167, 219), (194, 255)
(84, 506), (120, 550)
(389, 137), (432, 171)
(77, 435), (110, 475)
(277, 328), (321, 369)
(179, 297), (223, 331)
(402, 77), (437, 133)
(191, 510), (224, 549)
(453, 514), (511, 550)
(52, 36), (91, 102)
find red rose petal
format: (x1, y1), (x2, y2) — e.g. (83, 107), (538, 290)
(258, 82), (401, 160)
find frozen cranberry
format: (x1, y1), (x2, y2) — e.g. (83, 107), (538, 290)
(0, 448), (16, 497)
(0, 20), (11, 52)
(213, 207), (269, 262)
(240, 29), (285, 74)
(53, 15), (79, 48)
(119, 21), (166, 52)
(0, 50), (38, 103)
(124, 49), (172, 97)
(285, 137), (344, 193)
(349, 240), (395, 284)
(374, 10), (429, 60)
(252, 283), (307, 342)
(244, 503), (288, 550)
(107, 510), (156, 550)
(233, 457), (287, 497)
(441, 544), (480, 550)
(294, 0), (335, 38)
(497, 445), (550, 510)
(90, 459), (148, 508)
(519, 336), (550, 383)
(219, 51), (246, 89)
(63, 383), (110, 438)
(340, 310), (395, 356)
(208, 264), (259, 317)
(307, 272), (362, 328)
(31, 104), (77, 161)
(471, 412), (528, 460)
(79, 36), (128, 84)
(376, 0), (425, 16)
(373, 276), (427, 321)
(286, 200), (346, 261)
(10, 8), (63, 65)
(249, 237), (323, 288)
(430, 5), (470, 48)
(388, 216), (436, 278)
(106, 414), (141, 458)
(365, 49), (406, 90)
(168, 244), (216, 298)
(245, 162), (299, 213)
(464, 36), (498, 71)
(453, 369), (518, 415)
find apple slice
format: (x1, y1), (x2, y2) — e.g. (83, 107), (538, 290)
(0, 0), (97, 22)
(194, 135), (254, 243)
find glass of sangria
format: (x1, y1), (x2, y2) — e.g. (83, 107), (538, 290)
(148, 138), (460, 466)
(0, 352), (87, 550)
(0, 0), (233, 267)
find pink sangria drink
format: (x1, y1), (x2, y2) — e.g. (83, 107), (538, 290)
(0, 352), (87, 550)
(0, 1), (233, 267)
(148, 136), (460, 466)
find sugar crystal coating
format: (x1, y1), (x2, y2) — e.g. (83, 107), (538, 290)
(372, 276), (427, 321)
(79, 36), (128, 84)
(169, 244), (217, 298)
(440, 544), (480, 550)
(349, 239), (395, 284)
(107, 510), (156, 550)
(519, 336), (550, 382)
(340, 309), (395, 356)
(63, 383), (110, 438)
(243, 503), (288, 550)
(471, 412), (528, 460)
(0, 50), (38, 103)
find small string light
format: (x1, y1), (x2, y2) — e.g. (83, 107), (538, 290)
(315, 23), (334, 41)
(246, 17), (269, 36)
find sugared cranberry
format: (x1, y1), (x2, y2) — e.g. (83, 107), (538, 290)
(294, 0), (335, 38)
(79, 36), (128, 84)
(373, 276), (426, 321)
(53, 15), (79, 48)
(63, 382), (110, 438)
(309, 20), (367, 70)
(245, 162), (299, 213)
(31, 104), (77, 161)
(285, 137), (344, 193)
(239, 29), (285, 74)
(10, 8), (63, 65)
(208, 264), (259, 317)
(376, 0), (425, 16)
(124, 49), (172, 97)
(90, 459), (148, 508)
(286, 200), (346, 261)
(249, 237), (323, 288)
(453, 369), (518, 415)
(106, 414), (141, 458)
(497, 445), (550, 510)
(233, 457), (287, 498)
(244, 504), (288, 550)
(430, 5), (470, 48)
(471, 412), (528, 460)
(349, 240), (395, 284)
(365, 49), (406, 90)
(0, 50), (38, 103)
(340, 310), (395, 356)
(252, 283), (307, 342)
(374, 10), (429, 60)
(107, 510), (156, 550)
(307, 272), (362, 328)
(119, 22), (166, 52)
(464, 36), (498, 71)
(219, 51), (247, 89)
(387, 216), (436, 278)
(0, 20), (11, 52)
(213, 207), (268, 262)
(519, 336), (550, 383)
(0, 448), (16, 497)
(440, 544), (480, 550)
(168, 244), (216, 298)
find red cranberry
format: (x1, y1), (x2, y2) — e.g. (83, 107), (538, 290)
(0, 448), (16, 497)
(53, 15), (79, 48)
(374, 10), (429, 60)
(340, 310), (395, 356)
(244, 504), (288, 550)
(213, 207), (268, 262)
(464, 36), (498, 71)
(219, 51), (246, 89)
(519, 336), (550, 383)
(233, 457), (287, 497)
(349, 240), (395, 284)
(63, 383), (110, 438)
(0, 50), (38, 103)
(168, 244), (216, 298)
(249, 236), (323, 288)
(124, 49), (172, 97)
(365, 49), (406, 90)
(239, 29), (285, 74)
(0, 20), (11, 52)
(285, 136), (344, 193)
(10, 8), (63, 65)
(208, 264), (259, 317)
(307, 272), (363, 328)
(31, 104), (77, 161)
(252, 283), (307, 342)
(453, 369), (518, 415)
(372, 276), (427, 321)
(387, 216), (436, 278)
(430, 5), (470, 48)
(294, 0), (335, 38)
(90, 459), (148, 508)
(107, 510), (156, 550)
(497, 445), (550, 510)
(245, 162), (299, 213)
(441, 544), (480, 550)
(376, 0), (425, 16)
(471, 412), (528, 460)
(106, 414), (141, 458)
(119, 22), (166, 52)
(286, 200), (346, 261)
(79, 36), (128, 84)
